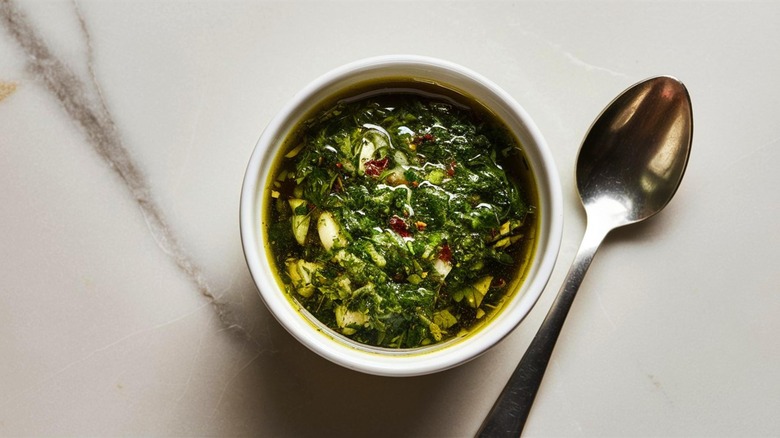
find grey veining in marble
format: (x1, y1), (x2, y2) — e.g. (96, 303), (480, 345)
(0, 0), (253, 344)
(2, 1), (779, 435)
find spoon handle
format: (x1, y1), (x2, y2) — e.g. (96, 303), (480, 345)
(477, 220), (611, 437)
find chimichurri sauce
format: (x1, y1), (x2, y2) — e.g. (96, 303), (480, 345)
(266, 87), (537, 348)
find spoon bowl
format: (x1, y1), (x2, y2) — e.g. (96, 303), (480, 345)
(478, 76), (693, 436)
(578, 76), (692, 225)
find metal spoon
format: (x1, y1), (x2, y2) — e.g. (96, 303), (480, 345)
(478, 76), (693, 436)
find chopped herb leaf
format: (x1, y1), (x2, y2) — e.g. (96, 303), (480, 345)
(266, 88), (537, 348)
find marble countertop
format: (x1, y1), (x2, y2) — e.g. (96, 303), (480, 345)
(2, 1), (778, 436)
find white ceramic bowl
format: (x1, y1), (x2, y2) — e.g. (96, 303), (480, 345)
(240, 55), (562, 377)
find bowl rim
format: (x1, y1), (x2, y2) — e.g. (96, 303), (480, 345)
(240, 54), (563, 376)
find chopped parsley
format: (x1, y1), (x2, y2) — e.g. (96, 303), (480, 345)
(267, 89), (536, 348)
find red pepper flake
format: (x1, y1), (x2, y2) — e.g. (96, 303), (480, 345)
(389, 215), (411, 238)
(412, 133), (436, 145)
(447, 160), (457, 177)
(335, 162), (343, 169)
(439, 244), (452, 263)
(492, 277), (507, 288)
(364, 157), (389, 177)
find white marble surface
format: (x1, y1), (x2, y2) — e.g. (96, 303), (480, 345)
(1, 1), (778, 436)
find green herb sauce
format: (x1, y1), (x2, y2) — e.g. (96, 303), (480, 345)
(266, 83), (537, 348)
